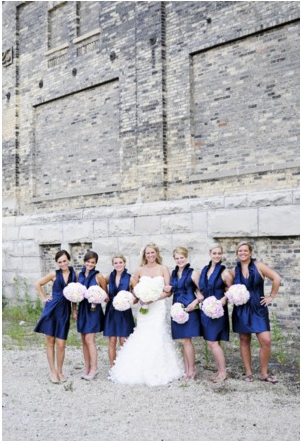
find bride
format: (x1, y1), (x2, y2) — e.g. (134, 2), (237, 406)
(109, 243), (183, 386)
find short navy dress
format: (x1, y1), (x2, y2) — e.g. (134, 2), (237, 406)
(77, 267), (104, 334)
(34, 266), (76, 340)
(199, 262), (229, 342)
(232, 259), (270, 334)
(103, 269), (135, 338)
(170, 264), (202, 339)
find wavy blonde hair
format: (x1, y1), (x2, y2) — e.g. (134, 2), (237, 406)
(140, 243), (162, 265)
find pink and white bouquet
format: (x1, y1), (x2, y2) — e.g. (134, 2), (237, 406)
(201, 296), (224, 319)
(170, 303), (189, 324)
(84, 285), (108, 311)
(134, 278), (163, 314)
(63, 282), (87, 303)
(225, 284), (250, 306)
(113, 290), (135, 311)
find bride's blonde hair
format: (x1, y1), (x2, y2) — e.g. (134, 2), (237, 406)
(140, 243), (162, 265)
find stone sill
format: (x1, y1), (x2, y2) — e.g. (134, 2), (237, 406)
(189, 161), (299, 182)
(45, 43), (70, 56)
(31, 186), (121, 203)
(73, 29), (101, 44)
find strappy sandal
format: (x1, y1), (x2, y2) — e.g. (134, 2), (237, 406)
(244, 374), (254, 382)
(260, 376), (278, 384)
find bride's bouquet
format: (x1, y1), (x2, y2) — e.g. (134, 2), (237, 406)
(84, 285), (108, 311)
(170, 303), (189, 324)
(225, 284), (250, 306)
(201, 296), (224, 319)
(113, 290), (135, 311)
(134, 279), (163, 314)
(63, 282), (87, 303)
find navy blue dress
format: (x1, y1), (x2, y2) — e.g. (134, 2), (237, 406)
(170, 264), (202, 339)
(104, 269), (135, 337)
(232, 259), (270, 334)
(34, 266), (76, 340)
(199, 262), (229, 342)
(77, 267), (104, 334)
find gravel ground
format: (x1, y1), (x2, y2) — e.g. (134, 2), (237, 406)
(2, 340), (300, 441)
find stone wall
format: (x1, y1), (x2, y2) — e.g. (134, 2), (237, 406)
(2, 1), (300, 333)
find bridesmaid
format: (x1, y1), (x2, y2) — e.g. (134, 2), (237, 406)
(34, 250), (76, 383)
(170, 246), (203, 380)
(104, 254), (137, 367)
(73, 251), (108, 381)
(199, 244), (233, 382)
(230, 241), (281, 383)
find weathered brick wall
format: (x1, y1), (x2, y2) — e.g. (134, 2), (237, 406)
(2, 1), (299, 212)
(33, 80), (120, 199)
(2, 1), (300, 333)
(2, 1), (18, 215)
(164, 1), (300, 199)
(192, 24), (299, 175)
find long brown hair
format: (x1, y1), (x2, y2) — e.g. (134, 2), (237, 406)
(55, 250), (70, 262)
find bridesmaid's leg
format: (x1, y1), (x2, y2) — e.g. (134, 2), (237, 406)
(239, 333), (253, 378)
(81, 333), (91, 375)
(119, 336), (126, 347)
(256, 331), (272, 378)
(207, 340), (227, 381)
(182, 338), (196, 379)
(108, 336), (117, 367)
(182, 341), (189, 379)
(55, 337), (67, 382)
(84, 333), (98, 375)
(45, 335), (59, 383)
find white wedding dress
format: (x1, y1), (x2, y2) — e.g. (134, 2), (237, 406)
(109, 276), (183, 386)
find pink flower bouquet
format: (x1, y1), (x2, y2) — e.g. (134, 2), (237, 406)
(84, 285), (108, 311)
(225, 284), (250, 306)
(63, 282), (87, 303)
(170, 303), (189, 324)
(201, 296), (224, 319)
(134, 278), (163, 314)
(113, 290), (135, 311)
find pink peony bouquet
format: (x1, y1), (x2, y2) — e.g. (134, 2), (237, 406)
(170, 303), (189, 324)
(201, 296), (224, 319)
(225, 284), (250, 306)
(113, 290), (135, 311)
(84, 285), (108, 311)
(63, 282), (87, 303)
(134, 278), (163, 314)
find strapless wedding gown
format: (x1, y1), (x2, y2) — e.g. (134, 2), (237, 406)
(109, 276), (183, 386)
